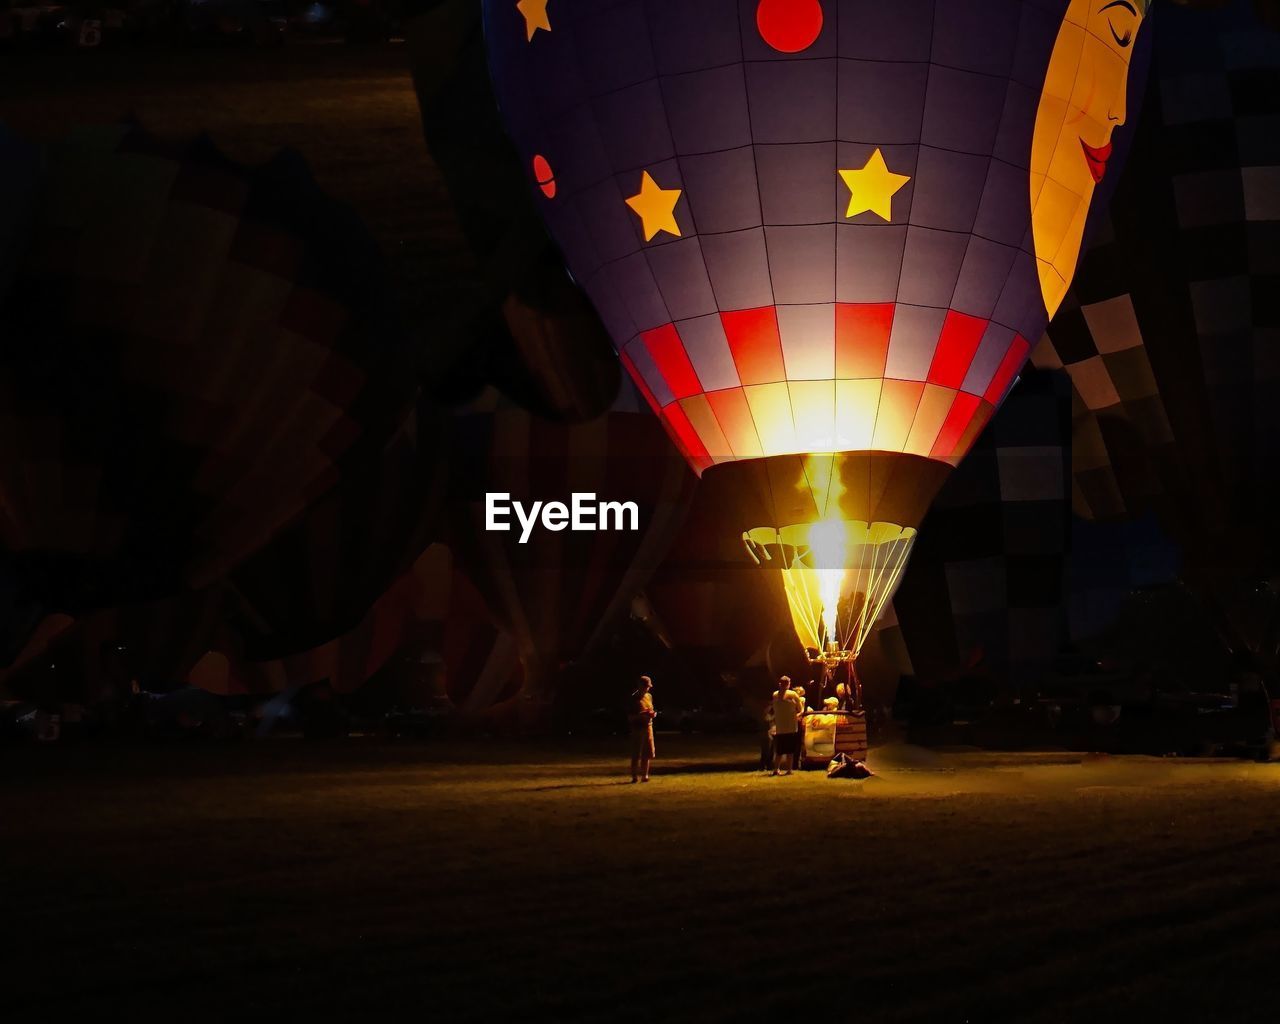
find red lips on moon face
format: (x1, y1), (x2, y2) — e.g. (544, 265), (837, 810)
(756, 0), (823, 54)
(1079, 139), (1113, 184)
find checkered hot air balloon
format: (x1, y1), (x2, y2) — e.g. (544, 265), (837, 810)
(482, 0), (1151, 665)
(1040, 0), (1280, 663)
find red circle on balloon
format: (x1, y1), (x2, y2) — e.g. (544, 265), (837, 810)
(756, 0), (823, 53)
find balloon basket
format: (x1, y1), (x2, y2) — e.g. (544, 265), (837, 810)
(800, 709), (868, 768)
(797, 646), (868, 768)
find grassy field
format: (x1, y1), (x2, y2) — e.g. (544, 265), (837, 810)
(3, 738), (1278, 1021)
(1, 43), (472, 337)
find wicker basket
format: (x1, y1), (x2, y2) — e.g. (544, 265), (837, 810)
(801, 710), (868, 767)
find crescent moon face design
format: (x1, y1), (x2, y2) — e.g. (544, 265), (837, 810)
(1031, 0), (1146, 320)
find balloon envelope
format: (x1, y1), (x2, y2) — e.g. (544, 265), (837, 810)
(481, 0), (1150, 521)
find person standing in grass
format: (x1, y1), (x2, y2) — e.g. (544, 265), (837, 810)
(629, 675), (657, 783)
(771, 676), (803, 776)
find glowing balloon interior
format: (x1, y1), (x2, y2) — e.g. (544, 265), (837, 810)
(746, 519), (916, 660)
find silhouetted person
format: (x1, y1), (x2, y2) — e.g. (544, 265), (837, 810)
(629, 675), (656, 783)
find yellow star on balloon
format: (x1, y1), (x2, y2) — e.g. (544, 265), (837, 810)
(839, 148), (911, 222)
(517, 0), (551, 41)
(626, 171), (682, 241)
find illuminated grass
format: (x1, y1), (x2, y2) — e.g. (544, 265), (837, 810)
(1, 739), (1277, 1020)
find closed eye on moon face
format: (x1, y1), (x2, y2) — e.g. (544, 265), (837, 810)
(1100, 0), (1137, 45)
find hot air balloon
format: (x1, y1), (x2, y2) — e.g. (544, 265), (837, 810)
(1039, 0), (1280, 665)
(446, 382), (694, 718)
(481, 0), (1150, 694)
(872, 360), (1181, 724)
(0, 125), (420, 625)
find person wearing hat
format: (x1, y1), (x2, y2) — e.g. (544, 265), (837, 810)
(628, 675), (657, 783)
